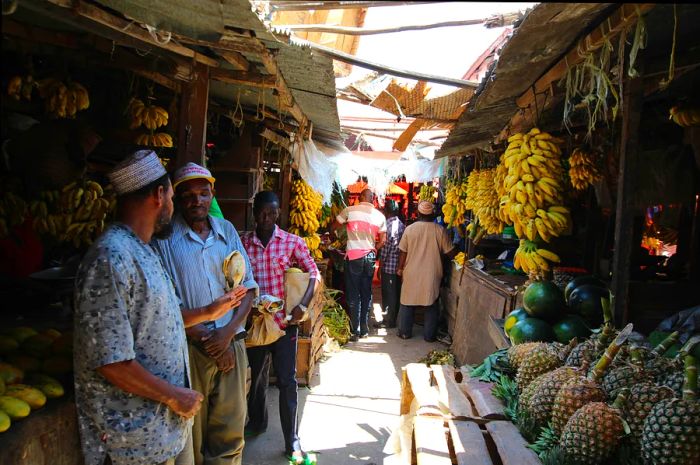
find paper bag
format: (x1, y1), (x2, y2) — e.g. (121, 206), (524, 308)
(246, 312), (285, 347)
(284, 269), (310, 323)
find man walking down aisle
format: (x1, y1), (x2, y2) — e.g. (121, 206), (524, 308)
(333, 188), (386, 341)
(377, 199), (404, 329)
(154, 163), (257, 465)
(241, 191), (320, 465)
(74, 151), (247, 465)
(396, 201), (457, 342)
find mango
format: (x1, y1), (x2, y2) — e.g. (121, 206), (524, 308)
(0, 410), (9, 432)
(7, 355), (41, 373)
(3, 326), (38, 344)
(21, 334), (54, 358)
(41, 356), (73, 376)
(0, 395), (30, 419)
(51, 333), (73, 356)
(5, 384), (46, 409)
(0, 362), (23, 384)
(26, 374), (64, 399)
(0, 336), (19, 355)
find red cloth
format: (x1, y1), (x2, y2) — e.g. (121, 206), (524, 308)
(242, 226), (320, 329)
(0, 217), (44, 279)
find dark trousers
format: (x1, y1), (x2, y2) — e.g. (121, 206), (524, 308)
(345, 253), (376, 336)
(398, 301), (439, 340)
(246, 326), (301, 455)
(380, 271), (401, 327)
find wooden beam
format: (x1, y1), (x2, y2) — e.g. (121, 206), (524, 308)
(45, 0), (220, 68)
(174, 32), (267, 56)
(260, 128), (291, 151)
(209, 68), (277, 89)
(496, 3), (655, 141)
(269, 1), (437, 11)
(177, 63), (210, 166)
(273, 13), (523, 35)
(285, 37), (479, 89)
(611, 74), (644, 326)
(260, 52), (309, 132)
(216, 50), (249, 71)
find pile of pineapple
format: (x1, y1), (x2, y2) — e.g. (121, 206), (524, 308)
(481, 299), (699, 465)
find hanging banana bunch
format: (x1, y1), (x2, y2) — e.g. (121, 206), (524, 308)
(0, 192), (28, 239)
(37, 78), (89, 119)
(6, 75), (34, 101)
(418, 185), (437, 202)
(441, 178), (468, 229)
(473, 169), (505, 235)
(569, 148), (602, 191)
(669, 106), (700, 127)
(500, 128), (571, 278)
(289, 179), (324, 260)
(32, 181), (115, 249)
(128, 98), (173, 147)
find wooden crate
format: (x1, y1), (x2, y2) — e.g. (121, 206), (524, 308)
(397, 363), (541, 465)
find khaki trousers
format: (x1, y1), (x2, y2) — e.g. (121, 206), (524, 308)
(189, 338), (248, 465)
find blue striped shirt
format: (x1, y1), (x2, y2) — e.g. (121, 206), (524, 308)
(153, 214), (258, 335)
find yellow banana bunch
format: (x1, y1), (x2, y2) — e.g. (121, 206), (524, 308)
(7, 75), (33, 101)
(0, 192), (28, 238)
(37, 78), (89, 118)
(472, 169), (505, 235)
(568, 148), (601, 191)
(500, 128), (571, 242)
(32, 180), (114, 248)
(463, 170), (479, 212)
(127, 98), (169, 130)
(289, 179), (324, 260)
(454, 252), (466, 266)
(418, 185), (437, 202)
(669, 106), (700, 127)
(442, 178), (468, 228)
(135, 133), (173, 147)
(514, 239), (561, 279)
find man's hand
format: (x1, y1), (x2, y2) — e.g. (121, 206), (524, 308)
(186, 324), (211, 344)
(288, 305), (306, 325)
(201, 328), (233, 359)
(396, 268), (403, 281)
(215, 347), (236, 373)
(166, 386), (204, 419)
(206, 285), (248, 321)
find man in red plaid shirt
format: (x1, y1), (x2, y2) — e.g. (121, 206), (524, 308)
(241, 190), (319, 464)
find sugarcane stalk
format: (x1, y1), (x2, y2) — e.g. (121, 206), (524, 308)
(629, 346), (645, 365)
(682, 354), (697, 401)
(612, 387), (630, 410)
(590, 323), (633, 382)
(651, 331), (680, 357)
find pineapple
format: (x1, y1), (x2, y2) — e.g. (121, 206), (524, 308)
(661, 369), (684, 396)
(560, 389), (629, 464)
(508, 342), (545, 370)
(641, 349), (700, 464)
(551, 324), (632, 435)
(526, 365), (582, 428)
(601, 345), (652, 400)
(624, 382), (675, 444)
(516, 341), (573, 391)
(565, 299), (617, 368)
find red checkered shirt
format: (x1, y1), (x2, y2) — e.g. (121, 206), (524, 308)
(241, 226), (320, 329)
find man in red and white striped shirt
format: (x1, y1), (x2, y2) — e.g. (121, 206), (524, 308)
(333, 188), (386, 341)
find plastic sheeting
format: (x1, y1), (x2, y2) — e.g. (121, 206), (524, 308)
(293, 138), (446, 203)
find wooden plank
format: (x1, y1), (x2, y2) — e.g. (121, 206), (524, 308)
(447, 419), (494, 465)
(393, 118), (428, 151)
(611, 72), (644, 325)
(269, 1), (434, 11)
(176, 63), (209, 166)
(485, 421), (541, 465)
(209, 68), (277, 89)
(404, 363), (442, 417)
(273, 13), (522, 35)
(488, 316), (510, 350)
(283, 36), (479, 89)
(216, 50), (249, 71)
(46, 0), (220, 68)
(260, 51), (309, 129)
(496, 3), (655, 141)
(414, 417), (452, 465)
(431, 365), (475, 418)
(459, 371), (506, 420)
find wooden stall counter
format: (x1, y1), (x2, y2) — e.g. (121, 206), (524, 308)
(441, 264), (526, 365)
(0, 395), (83, 465)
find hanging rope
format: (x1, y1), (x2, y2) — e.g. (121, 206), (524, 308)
(660, 4), (678, 89)
(232, 88), (244, 128)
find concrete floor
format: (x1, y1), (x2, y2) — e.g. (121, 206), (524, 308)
(242, 293), (444, 465)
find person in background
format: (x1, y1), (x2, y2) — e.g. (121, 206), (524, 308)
(241, 191), (320, 465)
(74, 150), (246, 465)
(376, 199), (405, 329)
(332, 188), (386, 341)
(153, 162), (257, 465)
(396, 200), (457, 342)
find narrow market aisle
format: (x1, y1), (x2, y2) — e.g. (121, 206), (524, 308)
(243, 288), (443, 465)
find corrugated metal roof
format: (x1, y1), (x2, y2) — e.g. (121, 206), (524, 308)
(437, 3), (614, 158)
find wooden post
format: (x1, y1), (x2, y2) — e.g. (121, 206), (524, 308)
(611, 74), (644, 325)
(280, 162), (293, 230)
(176, 63), (209, 167)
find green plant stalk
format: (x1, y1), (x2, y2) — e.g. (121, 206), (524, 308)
(683, 354), (697, 401)
(612, 387), (630, 410)
(651, 331), (680, 357)
(590, 323), (633, 382)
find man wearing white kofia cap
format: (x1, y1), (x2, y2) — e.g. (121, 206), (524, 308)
(396, 200), (457, 341)
(74, 151), (249, 465)
(154, 162), (258, 465)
